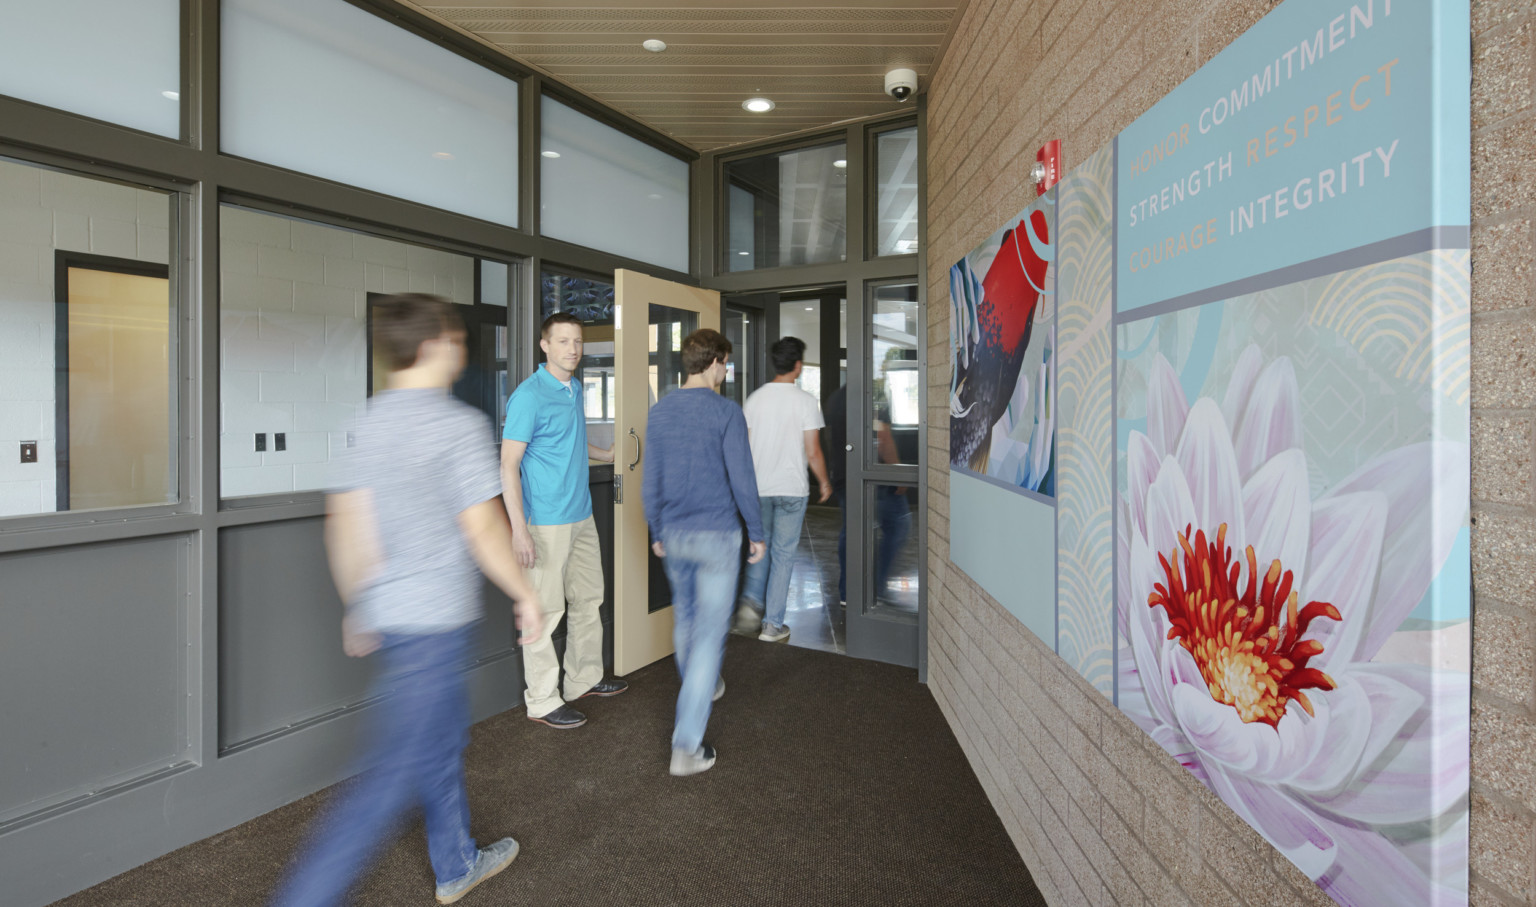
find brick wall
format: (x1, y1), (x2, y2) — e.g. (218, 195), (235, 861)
(923, 1), (1535, 904)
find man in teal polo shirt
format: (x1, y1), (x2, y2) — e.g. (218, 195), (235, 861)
(501, 311), (623, 729)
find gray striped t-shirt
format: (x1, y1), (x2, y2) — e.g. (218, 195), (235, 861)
(336, 388), (501, 634)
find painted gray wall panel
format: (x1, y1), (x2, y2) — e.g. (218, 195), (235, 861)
(218, 519), (374, 750)
(0, 537), (188, 825)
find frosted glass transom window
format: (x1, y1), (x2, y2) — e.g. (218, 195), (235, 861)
(0, 0), (179, 137)
(540, 98), (689, 273)
(874, 128), (920, 256)
(221, 0), (519, 227)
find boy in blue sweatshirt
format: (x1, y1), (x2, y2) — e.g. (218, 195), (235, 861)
(643, 328), (766, 776)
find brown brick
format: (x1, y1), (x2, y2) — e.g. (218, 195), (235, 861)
(1471, 315), (1536, 410)
(1469, 876), (1524, 907)
(1474, 21), (1534, 129)
(1472, 414), (1534, 505)
(1199, 810), (1279, 899)
(1474, 606), (1536, 705)
(1472, 701), (1536, 809)
(1185, 865), (1244, 907)
(1472, 114), (1536, 220)
(1268, 852), (1341, 907)
(1469, 790), (1536, 901)
(1474, 0), (1535, 37)
(1197, 0), (1280, 68)
(1473, 218), (1534, 314)
(1472, 510), (1536, 609)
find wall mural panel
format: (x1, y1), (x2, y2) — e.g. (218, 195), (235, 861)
(944, 1), (1470, 903)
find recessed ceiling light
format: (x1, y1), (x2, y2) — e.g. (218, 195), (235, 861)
(805, 306), (814, 311)
(737, 251), (750, 256)
(161, 90), (179, 101)
(432, 151), (454, 160)
(742, 97), (775, 113)
(647, 193), (663, 200)
(642, 39), (667, 53)
(541, 150), (561, 159)
(833, 159), (847, 169)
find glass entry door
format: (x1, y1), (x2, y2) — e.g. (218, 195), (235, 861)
(611, 269), (721, 675)
(844, 281), (923, 666)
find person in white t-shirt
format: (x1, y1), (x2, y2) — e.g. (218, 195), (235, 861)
(735, 336), (832, 642)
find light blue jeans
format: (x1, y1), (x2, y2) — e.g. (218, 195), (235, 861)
(741, 495), (807, 627)
(661, 528), (742, 753)
(272, 626), (480, 906)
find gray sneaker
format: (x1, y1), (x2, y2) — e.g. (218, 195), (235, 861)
(435, 837), (519, 904)
(731, 600), (764, 636)
(670, 742), (717, 776)
(758, 622), (790, 643)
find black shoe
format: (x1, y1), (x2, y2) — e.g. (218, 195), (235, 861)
(529, 704), (586, 728)
(579, 677), (629, 699)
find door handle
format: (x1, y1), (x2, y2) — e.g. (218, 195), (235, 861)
(628, 427), (641, 471)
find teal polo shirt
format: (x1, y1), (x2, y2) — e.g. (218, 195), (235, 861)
(503, 364), (592, 525)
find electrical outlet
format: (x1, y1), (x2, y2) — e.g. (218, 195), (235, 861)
(274, 433), (286, 451)
(255, 433), (267, 452)
(20, 441), (37, 463)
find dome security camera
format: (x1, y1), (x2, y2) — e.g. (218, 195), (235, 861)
(884, 68), (918, 103)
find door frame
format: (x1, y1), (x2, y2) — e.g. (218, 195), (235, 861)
(611, 268), (722, 676)
(845, 278), (925, 667)
(53, 251), (173, 512)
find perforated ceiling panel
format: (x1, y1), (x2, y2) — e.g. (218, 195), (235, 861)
(408, 1), (963, 151)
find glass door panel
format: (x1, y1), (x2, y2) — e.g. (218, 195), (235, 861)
(846, 280), (922, 666)
(869, 284), (920, 467)
(867, 482), (918, 615)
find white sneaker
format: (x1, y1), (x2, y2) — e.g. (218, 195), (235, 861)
(670, 742), (717, 776)
(714, 676), (725, 702)
(758, 622), (790, 643)
(435, 837), (519, 904)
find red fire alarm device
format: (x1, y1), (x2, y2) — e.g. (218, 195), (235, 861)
(1034, 140), (1061, 195)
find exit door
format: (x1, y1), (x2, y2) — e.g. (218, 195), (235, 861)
(610, 269), (722, 675)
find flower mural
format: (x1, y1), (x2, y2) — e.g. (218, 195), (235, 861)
(1117, 344), (1470, 905)
(948, 197), (1055, 494)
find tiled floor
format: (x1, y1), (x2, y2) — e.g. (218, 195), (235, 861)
(779, 504), (847, 655)
(755, 498), (923, 657)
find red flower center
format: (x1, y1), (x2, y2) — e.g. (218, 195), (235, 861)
(1149, 523), (1341, 728)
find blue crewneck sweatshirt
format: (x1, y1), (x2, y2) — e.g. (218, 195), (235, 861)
(643, 387), (764, 542)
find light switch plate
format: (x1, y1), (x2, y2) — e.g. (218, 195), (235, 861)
(20, 441), (36, 463)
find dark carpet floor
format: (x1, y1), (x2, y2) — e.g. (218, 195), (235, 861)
(56, 638), (1044, 906)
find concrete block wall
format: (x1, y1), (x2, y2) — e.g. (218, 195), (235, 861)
(218, 206), (475, 498)
(0, 158), (170, 518)
(923, 1), (1535, 904)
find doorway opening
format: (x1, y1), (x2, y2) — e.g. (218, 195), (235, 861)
(54, 253), (174, 512)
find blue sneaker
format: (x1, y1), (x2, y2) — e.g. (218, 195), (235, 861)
(435, 837), (519, 904)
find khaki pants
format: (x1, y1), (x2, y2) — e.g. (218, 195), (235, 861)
(522, 516), (606, 717)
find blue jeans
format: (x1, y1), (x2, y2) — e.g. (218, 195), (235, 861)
(836, 486), (912, 604)
(741, 495), (807, 627)
(661, 528), (741, 753)
(876, 485), (912, 591)
(835, 487), (847, 602)
(272, 626), (480, 906)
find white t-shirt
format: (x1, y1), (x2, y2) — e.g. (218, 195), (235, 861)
(743, 381), (825, 497)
